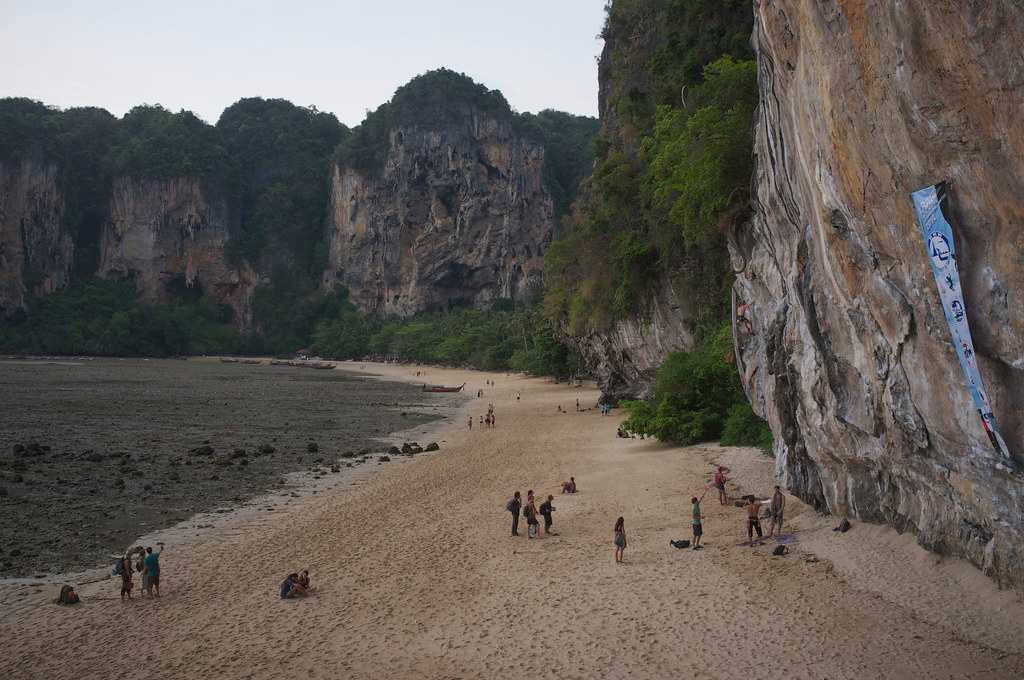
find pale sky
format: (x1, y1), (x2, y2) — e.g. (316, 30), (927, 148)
(0, 0), (606, 127)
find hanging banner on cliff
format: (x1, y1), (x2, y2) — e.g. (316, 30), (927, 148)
(911, 182), (1012, 460)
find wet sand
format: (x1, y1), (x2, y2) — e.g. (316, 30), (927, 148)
(0, 357), (461, 576)
(1, 363), (1022, 680)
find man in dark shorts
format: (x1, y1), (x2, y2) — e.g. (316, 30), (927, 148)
(508, 491), (522, 536)
(744, 498), (763, 546)
(539, 495), (556, 535)
(713, 467), (728, 505)
(767, 485), (786, 537)
(117, 555), (134, 600)
(691, 497), (704, 550)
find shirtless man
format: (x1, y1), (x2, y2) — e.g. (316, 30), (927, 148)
(744, 497), (763, 546)
(767, 485), (786, 537)
(713, 467), (728, 505)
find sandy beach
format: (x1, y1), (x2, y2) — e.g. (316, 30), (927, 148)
(2, 362), (1022, 680)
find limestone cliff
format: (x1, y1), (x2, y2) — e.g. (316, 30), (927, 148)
(99, 177), (256, 327)
(733, 0), (1024, 587)
(0, 160), (72, 315)
(323, 115), (552, 316)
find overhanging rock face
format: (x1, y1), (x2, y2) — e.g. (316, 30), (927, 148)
(732, 0), (1024, 587)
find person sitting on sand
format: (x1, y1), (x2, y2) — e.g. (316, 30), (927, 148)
(713, 467), (729, 505)
(767, 486), (786, 538)
(280, 573), (307, 599)
(691, 497), (704, 550)
(539, 495), (556, 535)
(745, 497), (763, 546)
(613, 517), (627, 563)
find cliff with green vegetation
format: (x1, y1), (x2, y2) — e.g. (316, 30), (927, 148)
(0, 74), (596, 357)
(543, 0), (756, 401)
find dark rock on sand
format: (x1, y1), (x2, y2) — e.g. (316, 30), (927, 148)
(190, 445), (214, 456)
(388, 446), (401, 455)
(379, 455), (391, 462)
(425, 442), (440, 452)
(307, 442), (319, 453)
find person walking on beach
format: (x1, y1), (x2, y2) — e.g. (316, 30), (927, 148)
(691, 497), (704, 550)
(767, 485), (786, 538)
(539, 495), (556, 535)
(507, 491), (522, 536)
(468, 416), (473, 430)
(744, 498), (763, 546)
(575, 398), (580, 412)
(714, 467), (728, 505)
(143, 543), (163, 597)
(613, 517), (627, 563)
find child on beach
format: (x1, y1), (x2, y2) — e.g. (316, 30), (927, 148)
(613, 517), (627, 563)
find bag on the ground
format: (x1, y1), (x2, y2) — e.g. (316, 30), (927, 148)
(772, 545), (788, 556)
(834, 519), (851, 533)
(670, 540), (691, 549)
(56, 585), (80, 605)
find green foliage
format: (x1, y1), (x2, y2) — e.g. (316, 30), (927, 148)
(107, 105), (229, 178)
(620, 322), (769, 450)
(721, 403), (773, 454)
(0, 279), (240, 357)
(644, 56), (758, 246)
(515, 110), (600, 220)
(309, 301), (580, 377)
(217, 98), (347, 271)
(338, 69), (514, 172)
(544, 0), (756, 336)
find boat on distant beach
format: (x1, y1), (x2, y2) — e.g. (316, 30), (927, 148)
(422, 383), (465, 393)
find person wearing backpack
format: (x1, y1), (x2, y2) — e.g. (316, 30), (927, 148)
(114, 554), (134, 600)
(506, 491), (522, 536)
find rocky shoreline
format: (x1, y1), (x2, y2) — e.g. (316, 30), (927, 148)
(0, 358), (467, 577)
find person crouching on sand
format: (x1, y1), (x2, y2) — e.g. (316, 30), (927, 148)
(613, 517), (627, 563)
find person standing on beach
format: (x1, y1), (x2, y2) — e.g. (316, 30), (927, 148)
(524, 491), (540, 538)
(143, 544), (163, 597)
(575, 398), (579, 412)
(508, 491), (522, 536)
(539, 495), (556, 535)
(767, 485), (786, 538)
(744, 498), (763, 546)
(613, 517), (627, 563)
(468, 416), (473, 430)
(116, 554), (134, 600)
(714, 467), (728, 505)
(691, 497), (704, 550)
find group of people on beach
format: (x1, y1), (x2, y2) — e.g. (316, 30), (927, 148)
(506, 489), (560, 538)
(469, 403), (497, 429)
(113, 543), (163, 600)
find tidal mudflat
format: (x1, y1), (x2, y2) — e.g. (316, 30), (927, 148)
(0, 358), (461, 576)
